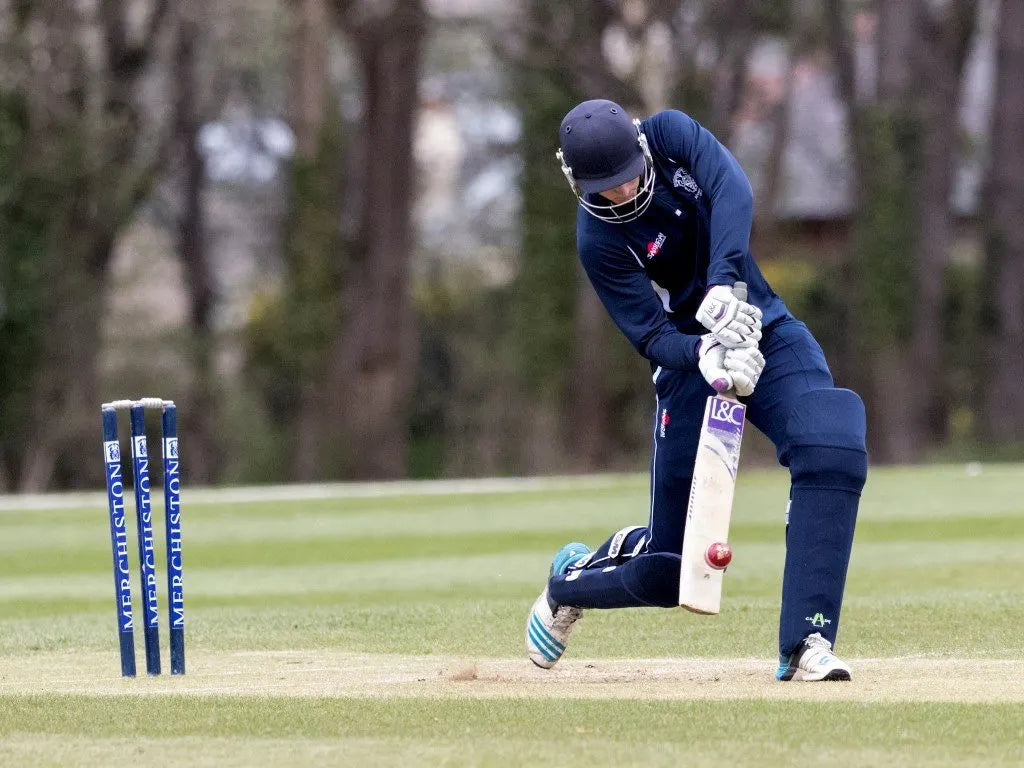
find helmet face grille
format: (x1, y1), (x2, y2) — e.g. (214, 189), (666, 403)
(577, 155), (655, 223)
(557, 125), (656, 224)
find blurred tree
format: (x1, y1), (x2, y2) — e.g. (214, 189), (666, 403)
(826, 0), (978, 461)
(981, 0), (1024, 444)
(326, 0), (427, 478)
(703, 0), (791, 141)
(172, 0), (220, 484)
(248, 0), (422, 481)
(0, 89), (48, 491)
(508, 0), (641, 472)
(284, 0), (346, 479)
(706, 0), (755, 142)
(246, 0), (346, 480)
(909, 0), (978, 447)
(510, 1), (583, 471)
(751, 0), (820, 262)
(0, 0), (173, 489)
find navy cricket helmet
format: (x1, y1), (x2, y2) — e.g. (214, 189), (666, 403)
(556, 99), (654, 223)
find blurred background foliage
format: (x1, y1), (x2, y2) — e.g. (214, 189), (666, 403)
(0, 0), (1021, 490)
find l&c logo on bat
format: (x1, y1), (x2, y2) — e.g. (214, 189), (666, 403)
(709, 399), (744, 427)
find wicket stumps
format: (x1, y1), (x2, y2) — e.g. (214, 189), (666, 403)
(162, 404), (185, 674)
(102, 398), (185, 677)
(102, 408), (135, 677)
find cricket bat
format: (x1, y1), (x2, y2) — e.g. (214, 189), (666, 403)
(678, 282), (748, 614)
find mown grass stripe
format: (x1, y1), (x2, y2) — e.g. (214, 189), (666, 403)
(4, 511), (1022, 577)
(1, 695), (1021, 748)
(0, 474), (648, 513)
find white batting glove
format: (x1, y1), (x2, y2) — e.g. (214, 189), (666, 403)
(723, 345), (765, 397)
(696, 285), (763, 349)
(697, 334), (731, 393)
(698, 334), (765, 396)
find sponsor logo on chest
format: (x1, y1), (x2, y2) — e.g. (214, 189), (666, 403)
(647, 232), (667, 259)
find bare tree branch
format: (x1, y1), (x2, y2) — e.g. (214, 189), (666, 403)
(329, 0), (361, 28)
(947, 0), (980, 62)
(97, 0), (129, 73)
(143, 0), (172, 52)
(982, 0), (1024, 440)
(99, 0), (171, 79)
(824, 0), (857, 110)
(707, 0), (754, 141)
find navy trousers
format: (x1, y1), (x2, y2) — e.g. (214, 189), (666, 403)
(549, 318), (868, 657)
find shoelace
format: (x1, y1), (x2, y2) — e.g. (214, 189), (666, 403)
(803, 632), (833, 652)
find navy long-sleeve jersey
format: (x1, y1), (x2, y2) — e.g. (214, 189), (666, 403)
(576, 109), (790, 371)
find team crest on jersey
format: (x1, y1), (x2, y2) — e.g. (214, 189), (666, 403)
(672, 168), (702, 198)
(647, 232), (667, 259)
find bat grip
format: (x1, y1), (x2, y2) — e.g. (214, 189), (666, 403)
(714, 281), (749, 397)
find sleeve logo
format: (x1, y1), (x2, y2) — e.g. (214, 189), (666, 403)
(672, 168), (702, 198)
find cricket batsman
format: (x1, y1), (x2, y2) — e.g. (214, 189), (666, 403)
(525, 99), (868, 681)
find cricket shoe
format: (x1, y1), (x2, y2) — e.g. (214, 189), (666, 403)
(525, 542), (591, 669)
(775, 632), (851, 681)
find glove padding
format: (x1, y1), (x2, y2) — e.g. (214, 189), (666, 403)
(696, 285), (763, 348)
(697, 334), (765, 397)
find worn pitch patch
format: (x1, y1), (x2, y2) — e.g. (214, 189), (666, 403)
(1, 650), (1021, 703)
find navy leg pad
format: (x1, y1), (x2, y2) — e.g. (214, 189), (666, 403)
(781, 388), (867, 493)
(621, 552), (681, 608)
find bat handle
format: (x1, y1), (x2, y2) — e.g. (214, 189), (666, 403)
(714, 281), (749, 397)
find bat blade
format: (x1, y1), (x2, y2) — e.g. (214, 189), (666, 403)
(678, 393), (746, 614)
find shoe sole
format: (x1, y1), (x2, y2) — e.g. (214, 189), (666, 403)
(778, 668), (852, 682)
(820, 668), (851, 681)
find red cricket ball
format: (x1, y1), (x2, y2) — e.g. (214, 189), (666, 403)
(704, 542), (732, 569)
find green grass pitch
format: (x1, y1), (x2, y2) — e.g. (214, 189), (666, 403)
(1, 465), (1022, 766)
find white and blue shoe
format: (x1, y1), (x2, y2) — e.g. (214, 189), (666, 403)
(525, 542), (591, 669)
(551, 541), (592, 577)
(775, 632), (852, 681)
